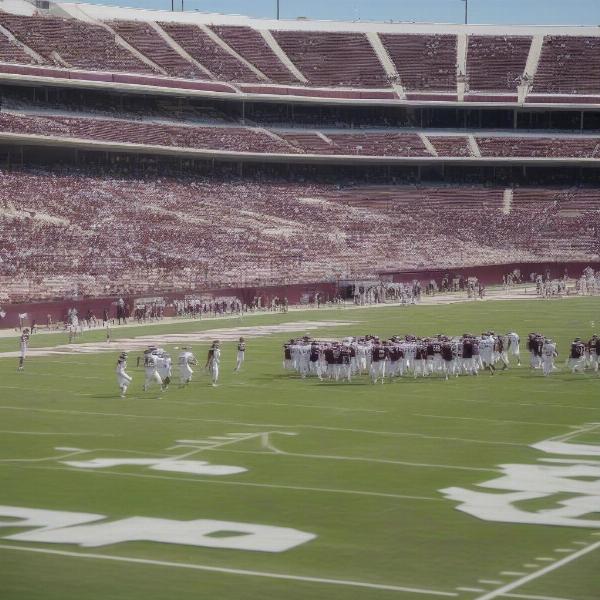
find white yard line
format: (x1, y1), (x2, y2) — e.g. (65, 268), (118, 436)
(0, 449), (88, 463)
(171, 432), (266, 460)
(0, 544), (457, 596)
(0, 406), (526, 449)
(0, 430), (116, 437)
(12, 463), (444, 502)
(503, 594), (575, 600)
(412, 414), (573, 429)
(473, 541), (600, 600)
(216, 446), (498, 473)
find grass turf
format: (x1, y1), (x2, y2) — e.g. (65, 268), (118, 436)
(0, 298), (599, 600)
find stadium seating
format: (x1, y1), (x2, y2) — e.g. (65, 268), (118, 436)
(2, 165), (599, 301)
(264, 31), (388, 87)
(210, 25), (300, 84)
(109, 20), (206, 79)
(477, 136), (600, 158)
(158, 22), (261, 82)
(428, 136), (472, 157)
(534, 36), (600, 94)
(0, 112), (294, 153)
(0, 12), (599, 105)
(2, 111), (599, 160)
(379, 34), (456, 91)
(466, 36), (531, 91)
(0, 13), (152, 73)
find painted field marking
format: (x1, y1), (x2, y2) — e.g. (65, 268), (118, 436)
(545, 422), (600, 443)
(171, 431), (277, 461)
(0, 544), (457, 596)
(0, 406), (522, 449)
(456, 587), (485, 592)
(413, 414), (574, 429)
(500, 571), (527, 576)
(0, 320), (356, 359)
(502, 593), (575, 600)
(456, 398), (600, 412)
(0, 430), (117, 437)
(553, 549), (574, 553)
(571, 541), (588, 546)
(12, 463), (444, 502)
(244, 401), (386, 414)
(253, 440), (498, 473)
(472, 540), (600, 600)
(522, 564), (539, 568)
(0, 448), (88, 463)
(479, 579), (504, 585)
(534, 558), (555, 562)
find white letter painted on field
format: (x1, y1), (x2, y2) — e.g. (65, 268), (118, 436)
(441, 429), (600, 529)
(0, 506), (316, 552)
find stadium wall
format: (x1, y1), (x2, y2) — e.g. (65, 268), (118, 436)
(2, 261), (598, 330)
(0, 281), (339, 329)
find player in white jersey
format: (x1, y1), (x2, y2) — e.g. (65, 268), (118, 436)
(116, 352), (132, 398)
(541, 339), (558, 376)
(235, 337), (246, 373)
(507, 332), (521, 365)
(479, 334), (496, 374)
(18, 328), (30, 371)
(206, 341), (221, 386)
(178, 347), (196, 385)
(143, 349), (163, 392)
(157, 352), (172, 390)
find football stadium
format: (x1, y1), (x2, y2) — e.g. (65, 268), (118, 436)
(0, 0), (599, 598)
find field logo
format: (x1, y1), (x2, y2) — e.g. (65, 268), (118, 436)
(0, 506), (316, 552)
(62, 458), (247, 476)
(441, 426), (600, 529)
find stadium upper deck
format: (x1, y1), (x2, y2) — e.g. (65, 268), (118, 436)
(0, 0), (600, 108)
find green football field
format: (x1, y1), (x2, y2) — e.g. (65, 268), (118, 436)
(0, 298), (599, 600)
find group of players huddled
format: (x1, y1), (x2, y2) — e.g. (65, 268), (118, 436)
(282, 332), (600, 382)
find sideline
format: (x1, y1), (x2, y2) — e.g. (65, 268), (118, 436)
(0, 543), (457, 596)
(473, 540), (600, 600)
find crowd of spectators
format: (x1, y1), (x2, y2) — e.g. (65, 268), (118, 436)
(1, 165), (600, 302)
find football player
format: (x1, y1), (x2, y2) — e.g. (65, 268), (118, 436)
(116, 352), (132, 398)
(178, 346), (197, 385)
(235, 337), (246, 373)
(206, 340), (221, 387)
(18, 328), (30, 371)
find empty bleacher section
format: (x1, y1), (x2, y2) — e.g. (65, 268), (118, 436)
(380, 34), (456, 91)
(466, 36), (531, 91)
(108, 20), (205, 79)
(270, 31), (388, 87)
(210, 26), (299, 84)
(158, 22), (260, 82)
(2, 166), (599, 301)
(0, 13), (151, 72)
(534, 36), (600, 95)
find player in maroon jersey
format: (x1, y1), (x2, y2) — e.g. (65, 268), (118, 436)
(568, 338), (586, 373)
